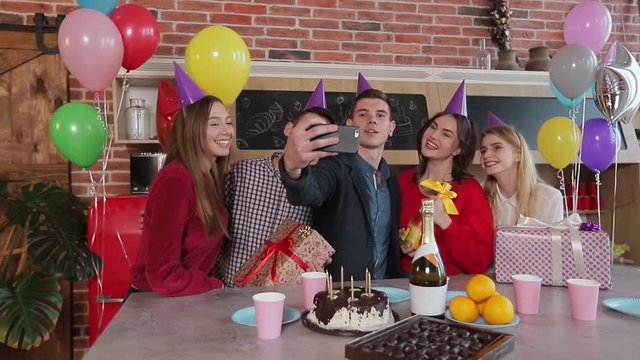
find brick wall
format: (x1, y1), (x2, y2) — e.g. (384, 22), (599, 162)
(2, 1), (640, 358)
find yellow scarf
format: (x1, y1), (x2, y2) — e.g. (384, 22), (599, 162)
(419, 179), (459, 215)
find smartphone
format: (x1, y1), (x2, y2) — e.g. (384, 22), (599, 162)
(312, 125), (360, 153)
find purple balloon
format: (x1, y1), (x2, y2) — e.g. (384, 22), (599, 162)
(563, 1), (612, 54)
(580, 118), (617, 172)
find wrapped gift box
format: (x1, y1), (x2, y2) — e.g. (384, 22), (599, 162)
(495, 226), (611, 289)
(234, 219), (335, 287)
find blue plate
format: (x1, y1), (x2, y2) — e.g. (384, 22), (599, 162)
(231, 306), (301, 327)
(372, 287), (410, 304)
(603, 298), (640, 317)
(445, 310), (520, 329)
(446, 290), (467, 305)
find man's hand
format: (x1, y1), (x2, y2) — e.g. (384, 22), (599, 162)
(282, 113), (339, 179)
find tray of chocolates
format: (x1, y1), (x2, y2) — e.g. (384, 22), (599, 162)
(344, 315), (515, 360)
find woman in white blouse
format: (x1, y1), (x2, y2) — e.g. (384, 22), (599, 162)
(480, 124), (563, 226)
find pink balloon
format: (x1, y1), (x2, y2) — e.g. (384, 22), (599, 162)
(58, 8), (123, 92)
(563, 1), (612, 54)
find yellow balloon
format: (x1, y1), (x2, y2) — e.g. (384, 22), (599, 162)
(537, 116), (582, 169)
(185, 26), (251, 105)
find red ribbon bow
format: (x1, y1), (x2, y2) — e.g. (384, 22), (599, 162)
(237, 225), (310, 287)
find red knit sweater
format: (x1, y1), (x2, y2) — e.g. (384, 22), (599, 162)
(131, 160), (226, 296)
(398, 168), (495, 275)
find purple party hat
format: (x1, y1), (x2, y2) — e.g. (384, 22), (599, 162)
(357, 72), (373, 96)
(444, 80), (467, 116)
(304, 80), (326, 110)
(174, 62), (205, 108)
(487, 112), (507, 128)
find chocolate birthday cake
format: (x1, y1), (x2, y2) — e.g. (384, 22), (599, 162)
(307, 287), (392, 331)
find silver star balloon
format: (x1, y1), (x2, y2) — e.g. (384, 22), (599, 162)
(593, 42), (640, 124)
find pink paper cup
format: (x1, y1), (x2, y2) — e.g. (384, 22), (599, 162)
(511, 274), (542, 315)
(567, 279), (600, 321)
(253, 292), (286, 339)
(302, 272), (327, 309)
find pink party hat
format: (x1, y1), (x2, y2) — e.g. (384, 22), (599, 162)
(487, 112), (507, 128)
(304, 80), (326, 110)
(357, 72), (373, 96)
(444, 80), (467, 116)
(174, 62), (205, 108)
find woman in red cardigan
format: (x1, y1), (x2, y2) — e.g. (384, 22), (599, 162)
(399, 110), (495, 275)
(131, 95), (233, 296)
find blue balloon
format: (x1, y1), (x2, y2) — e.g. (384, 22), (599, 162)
(550, 80), (588, 108)
(77, 0), (118, 15)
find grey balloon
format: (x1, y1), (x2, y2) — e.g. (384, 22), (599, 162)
(549, 44), (597, 100)
(593, 42), (640, 124)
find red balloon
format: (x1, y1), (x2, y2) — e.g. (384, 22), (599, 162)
(156, 80), (179, 150)
(110, 4), (160, 70)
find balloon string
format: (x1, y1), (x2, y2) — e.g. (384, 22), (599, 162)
(87, 169), (106, 337)
(595, 171), (601, 227)
(572, 95), (587, 214)
(115, 72), (129, 123)
(611, 135), (620, 264)
(557, 169), (568, 215)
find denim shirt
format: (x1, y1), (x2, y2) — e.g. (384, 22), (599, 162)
(354, 155), (391, 279)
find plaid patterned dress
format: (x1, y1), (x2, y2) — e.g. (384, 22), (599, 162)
(214, 153), (312, 287)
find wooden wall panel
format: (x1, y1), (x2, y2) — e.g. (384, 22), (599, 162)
(0, 27), (71, 360)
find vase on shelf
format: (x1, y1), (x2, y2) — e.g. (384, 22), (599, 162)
(495, 49), (519, 70)
(125, 98), (151, 140)
(525, 46), (551, 71)
(473, 39), (492, 70)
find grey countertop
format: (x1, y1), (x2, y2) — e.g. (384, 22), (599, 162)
(85, 265), (640, 360)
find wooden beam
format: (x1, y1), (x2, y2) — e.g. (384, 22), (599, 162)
(0, 30), (57, 51)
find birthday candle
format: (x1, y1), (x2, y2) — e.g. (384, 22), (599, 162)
(350, 275), (354, 301)
(329, 274), (333, 294)
(341, 266), (344, 291)
(365, 268), (369, 294)
(326, 271), (330, 298)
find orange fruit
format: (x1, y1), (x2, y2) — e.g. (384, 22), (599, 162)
(449, 296), (479, 323)
(476, 298), (488, 315)
(466, 274), (496, 303)
(482, 294), (515, 325)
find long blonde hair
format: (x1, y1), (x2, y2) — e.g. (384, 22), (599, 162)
(482, 125), (539, 225)
(165, 95), (228, 236)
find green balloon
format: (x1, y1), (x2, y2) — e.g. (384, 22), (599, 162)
(50, 103), (107, 168)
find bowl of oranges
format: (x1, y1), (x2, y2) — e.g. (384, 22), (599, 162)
(445, 274), (520, 329)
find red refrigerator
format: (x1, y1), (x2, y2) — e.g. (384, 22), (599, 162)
(87, 195), (148, 345)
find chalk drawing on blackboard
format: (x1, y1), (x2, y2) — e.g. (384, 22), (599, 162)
(389, 96), (416, 137)
(273, 136), (285, 148)
(245, 103), (284, 137)
(236, 138), (249, 150)
(235, 90), (427, 150)
(334, 94), (351, 125)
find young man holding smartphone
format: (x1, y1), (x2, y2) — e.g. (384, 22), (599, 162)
(279, 87), (404, 281)
(216, 107), (336, 287)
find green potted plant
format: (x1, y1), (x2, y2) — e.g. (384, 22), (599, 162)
(0, 181), (100, 350)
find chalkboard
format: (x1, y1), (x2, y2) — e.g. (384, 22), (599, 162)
(468, 96), (627, 150)
(235, 90), (428, 150)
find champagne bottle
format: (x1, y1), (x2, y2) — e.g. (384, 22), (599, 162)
(409, 199), (448, 317)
